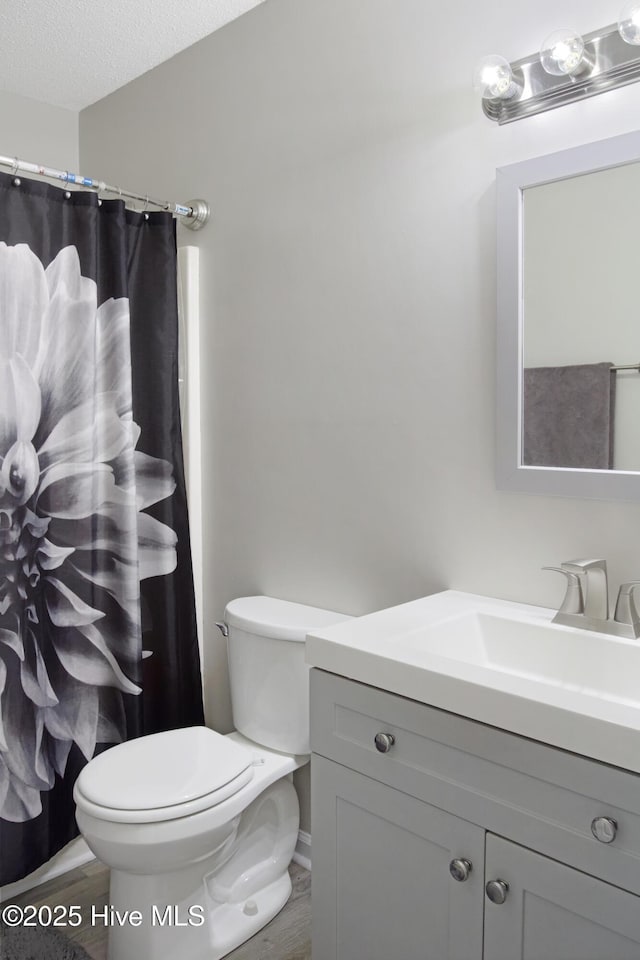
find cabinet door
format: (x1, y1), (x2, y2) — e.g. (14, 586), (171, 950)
(484, 833), (640, 960)
(311, 754), (484, 960)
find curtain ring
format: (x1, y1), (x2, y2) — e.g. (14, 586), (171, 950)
(143, 196), (150, 220)
(11, 158), (19, 176)
(91, 182), (103, 206)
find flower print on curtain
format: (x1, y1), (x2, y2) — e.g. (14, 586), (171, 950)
(0, 173), (203, 885)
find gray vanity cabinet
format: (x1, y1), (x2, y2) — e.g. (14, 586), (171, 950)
(312, 754), (485, 959)
(310, 668), (640, 960)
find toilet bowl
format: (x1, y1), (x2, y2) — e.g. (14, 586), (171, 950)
(74, 596), (348, 960)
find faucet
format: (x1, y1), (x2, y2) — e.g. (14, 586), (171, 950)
(544, 559), (640, 639)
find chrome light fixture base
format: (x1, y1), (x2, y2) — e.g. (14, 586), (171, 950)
(483, 23), (640, 124)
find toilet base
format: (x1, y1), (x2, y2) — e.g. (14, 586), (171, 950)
(104, 778), (299, 960)
(106, 868), (292, 960)
(204, 870), (292, 960)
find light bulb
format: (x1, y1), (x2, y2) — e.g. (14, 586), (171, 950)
(619, 1), (640, 43)
(540, 29), (586, 76)
(473, 55), (520, 100)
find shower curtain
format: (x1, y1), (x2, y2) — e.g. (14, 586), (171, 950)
(0, 171), (204, 885)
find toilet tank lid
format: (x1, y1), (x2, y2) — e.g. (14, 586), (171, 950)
(76, 727), (253, 811)
(225, 596), (351, 642)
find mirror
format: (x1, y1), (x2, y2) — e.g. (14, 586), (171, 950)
(496, 130), (640, 501)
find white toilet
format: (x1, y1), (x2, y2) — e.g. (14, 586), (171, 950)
(74, 596), (348, 960)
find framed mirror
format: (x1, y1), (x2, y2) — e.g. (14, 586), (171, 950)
(496, 130), (640, 501)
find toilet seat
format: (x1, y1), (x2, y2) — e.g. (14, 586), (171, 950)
(74, 726), (255, 824)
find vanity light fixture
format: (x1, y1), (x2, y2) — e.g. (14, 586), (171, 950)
(477, 7), (640, 123)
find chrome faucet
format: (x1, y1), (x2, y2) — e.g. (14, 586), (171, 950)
(544, 559), (640, 639)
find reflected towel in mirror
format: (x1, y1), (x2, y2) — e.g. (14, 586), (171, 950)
(522, 362), (616, 469)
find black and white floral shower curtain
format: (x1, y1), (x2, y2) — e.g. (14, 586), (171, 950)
(0, 172), (204, 885)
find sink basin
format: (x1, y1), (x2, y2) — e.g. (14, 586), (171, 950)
(305, 590), (640, 772)
(397, 610), (640, 706)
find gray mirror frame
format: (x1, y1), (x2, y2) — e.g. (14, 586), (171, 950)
(496, 129), (640, 502)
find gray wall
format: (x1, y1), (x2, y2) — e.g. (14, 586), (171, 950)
(0, 90), (78, 171)
(80, 0), (640, 831)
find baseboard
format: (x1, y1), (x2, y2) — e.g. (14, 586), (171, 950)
(292, 829), (311, 871)
(1, 837), (95, 901)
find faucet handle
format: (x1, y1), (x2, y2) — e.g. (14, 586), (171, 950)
(614, 582), (640, 633)
(542, 567), (584, 615)
(560, 559), (608, 621)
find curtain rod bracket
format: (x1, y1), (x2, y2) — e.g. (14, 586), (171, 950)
(183, 199), (210, 231)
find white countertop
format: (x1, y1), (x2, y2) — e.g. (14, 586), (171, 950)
(305, 590), (640, 774)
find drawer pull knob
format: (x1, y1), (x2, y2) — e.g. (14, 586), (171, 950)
(449, 859), (472, 882)
(591, 816), (618, 844)
(485, 879), (509, 905)
(374, 732), (395, 753)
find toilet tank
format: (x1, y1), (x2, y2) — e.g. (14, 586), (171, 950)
(224, 596), (349, 755)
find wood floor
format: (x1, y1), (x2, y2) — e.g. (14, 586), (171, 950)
(9, 859), (311, 960)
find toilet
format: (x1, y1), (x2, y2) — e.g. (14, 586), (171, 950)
(74, 596), (348, 960)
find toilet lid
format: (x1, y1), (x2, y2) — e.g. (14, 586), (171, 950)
(225, 595), (350, 642)
(77, 726), (253, 811)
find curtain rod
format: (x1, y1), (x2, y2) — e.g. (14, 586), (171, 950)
(0, 154), (210, 231)
(612, 363), (640, 372)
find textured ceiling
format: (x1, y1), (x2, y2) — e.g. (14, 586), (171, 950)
(0, 0), (268, 111)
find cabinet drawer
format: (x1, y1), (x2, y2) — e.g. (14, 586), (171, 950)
(310, 669), (640, 895)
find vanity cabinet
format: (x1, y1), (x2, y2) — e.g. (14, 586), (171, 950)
(310, 669), (640, 960)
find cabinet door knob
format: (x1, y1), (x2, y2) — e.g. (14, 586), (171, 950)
(485, 879), (509, 904)
(449, 858), (472, 882)
(591, 816), (618, 844)
(374, 732), (395, 753)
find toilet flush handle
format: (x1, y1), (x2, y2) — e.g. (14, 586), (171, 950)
(215, 621), (229, 637)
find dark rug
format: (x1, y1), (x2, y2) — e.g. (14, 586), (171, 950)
(0, 922), (91, 960)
